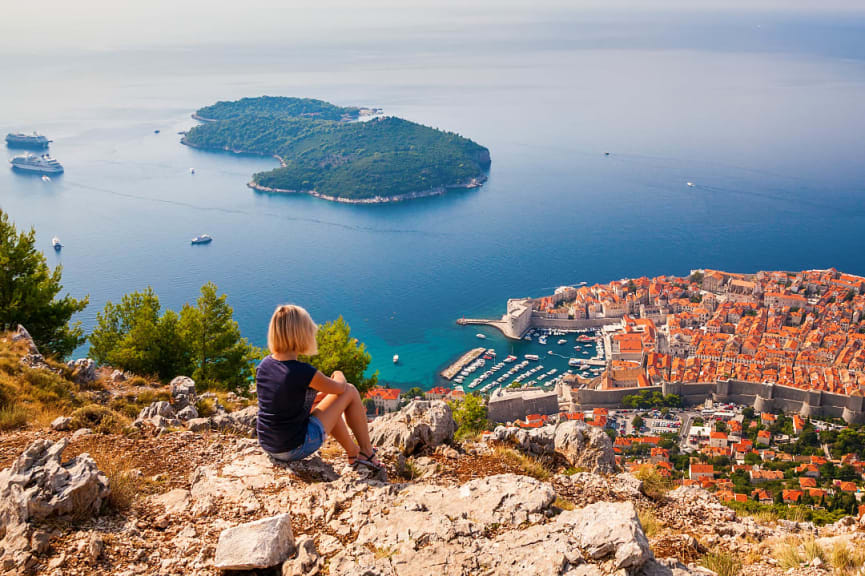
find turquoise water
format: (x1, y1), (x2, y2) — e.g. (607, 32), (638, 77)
(2, 8), (865, 388)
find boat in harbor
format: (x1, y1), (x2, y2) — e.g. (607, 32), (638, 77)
(51, 237), (62, 251)
(41, 175), (50, 182)
(557, 339), (567, 345)
(538, 335), (547, 345)
(476, 333), (486, 340)
(191, 234), (213, 245)
(5, 132), (50, 149)
(392, 354), (399, 364)
(504, 355), (517, 363)
(9, 153), (64, 174)
(525, 354), (539, 361)
(687, 181), (695, 187)
(568, 358), (581, 367)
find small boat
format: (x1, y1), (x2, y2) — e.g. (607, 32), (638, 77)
(525, 354), (539, 361)
(190, 234), (212, 245)
(687, 182), (695, 187)
(51, 237), (62, 251)
(154, 129), (160, 134)
(547, 350), (554, 355)
(41, 175), (50, 182)
(558, 339), (567, 345)
(604, 152), (610, 156)
(569, 358), (580, 367)
(476, 333), (486, 340)
(189, 168), (195, 174)
(393, 354), (399, 364)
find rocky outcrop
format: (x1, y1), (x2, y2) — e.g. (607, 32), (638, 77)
(0, 439), (109, 572)
(213, 513), (295, 570)
(170, 376), (197, 411)
(12, 325), (55, 373)
(134, 401), (181, 430)
(491, 420), (617, 474)
(66, 359), (96, 385)
(368, 400), (456, 455)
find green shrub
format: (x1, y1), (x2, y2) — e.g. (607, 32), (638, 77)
(22, 369), (72, 405)
(69, 405), (130, 434)
(195, 397), (217, 418)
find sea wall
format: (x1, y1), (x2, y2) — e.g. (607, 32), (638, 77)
(488, 390), (559, 423)
(570, 379), (865, 424)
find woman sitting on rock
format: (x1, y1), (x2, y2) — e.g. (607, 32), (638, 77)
(256, 304), (382, 471)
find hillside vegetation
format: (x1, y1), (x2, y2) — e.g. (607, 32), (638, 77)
(183, 96), (491, 201)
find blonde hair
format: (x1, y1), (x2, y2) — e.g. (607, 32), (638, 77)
(268, 304), (318, 356)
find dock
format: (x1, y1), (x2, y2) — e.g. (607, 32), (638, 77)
(441, 347), (487, 380)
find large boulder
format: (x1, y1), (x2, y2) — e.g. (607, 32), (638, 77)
(558, 501), (652, 569)
(490, 421), (616, 474)
(169, 376), (196, 398)
(135, 401), (181, 429)
(368, 400), (456, 455)
(231, 405), (259, 430)
(0, 439), (110, 571)
(213, 513), (295, 570)
(553, 421), (616, 474)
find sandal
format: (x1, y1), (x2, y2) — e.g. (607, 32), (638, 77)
(352, 448), (383, 472)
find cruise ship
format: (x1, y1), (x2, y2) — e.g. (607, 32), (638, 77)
(9, 153), (64, 174)
(5, 132), (50, 149)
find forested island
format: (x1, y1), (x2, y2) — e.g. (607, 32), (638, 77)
(182, 96), (491, 203)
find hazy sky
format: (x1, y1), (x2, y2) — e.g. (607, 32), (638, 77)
(3, 0), (865, 52)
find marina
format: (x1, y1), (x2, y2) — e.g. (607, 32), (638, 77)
(442, 327), (608, 395)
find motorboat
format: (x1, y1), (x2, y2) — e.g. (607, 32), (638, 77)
(191, 234), (213, 245)
(476, 333), (486, 340)
(51, 237), (62, 251)
(393, 354), (399, 364)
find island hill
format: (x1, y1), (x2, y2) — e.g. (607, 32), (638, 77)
(181, 96), (491, 203)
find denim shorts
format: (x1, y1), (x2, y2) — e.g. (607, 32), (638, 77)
(269, 416), (326, 462)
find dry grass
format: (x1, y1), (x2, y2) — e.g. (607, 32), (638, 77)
(830, 540), (865, 575)
(700, 550), (741, 576)
(492, 446), (552, 481)
(86, 444), (141, 512)
(0, 404), (29, 430)
(632, 463), (673, 500)
(195, 397), (217, 417)
(554, 496), (575, 511)
(69, 405), (130, 434)
(637, 507), (662, 538)
(773, 537), (804, 570)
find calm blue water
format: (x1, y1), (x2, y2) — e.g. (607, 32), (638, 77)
(2, 9), (865, 388)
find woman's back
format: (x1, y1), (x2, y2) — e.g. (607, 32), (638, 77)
(256, 355), (317, 453)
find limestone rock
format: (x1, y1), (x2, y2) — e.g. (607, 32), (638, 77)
(72, 428), (92, 440)
(491, 421), (616, 474)
(135, 401), (181, 429)
(187, 418), (210, 433)
(282, 536), (321, 576)
(213, 513), (295, 570)
(553, 421), (616, 474)
(368, 400), (456, 455)
(0, 439), (109, 571)
(111, 369), (127, 382)
(231, 405), (259, 430)
(51, 416), (72, 431)
(170, 376), (196, 398)
(176, 405), (198, 422)
(67, 359), (97, 385)
(557, 501), (651, 569)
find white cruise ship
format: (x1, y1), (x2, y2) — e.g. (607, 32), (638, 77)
(5, 132), (50, 148)
(9, 153), (64, 174)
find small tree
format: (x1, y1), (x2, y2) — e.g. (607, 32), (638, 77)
(180, 282), (259, 392)
(450, 394), (488, 441)
(405, 387), (424, 399)
(632, 414), (644, 430)
(302, 316), (378, 395)
(0, 210), (88, 357)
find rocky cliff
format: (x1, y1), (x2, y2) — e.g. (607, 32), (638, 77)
(0, 333), (863, 576)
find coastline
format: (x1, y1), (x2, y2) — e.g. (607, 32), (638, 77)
(247, 176), (485, 204)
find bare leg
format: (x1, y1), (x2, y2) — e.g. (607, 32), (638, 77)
(323, 373), (359, 460)
(312, 380), (375, 456)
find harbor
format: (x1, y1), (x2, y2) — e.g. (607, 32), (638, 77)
(438, 327), (608, 397)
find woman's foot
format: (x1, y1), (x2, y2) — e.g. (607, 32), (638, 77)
(352, 448), (382, 472)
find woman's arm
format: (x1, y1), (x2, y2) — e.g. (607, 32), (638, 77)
(309, 371), (350, 395)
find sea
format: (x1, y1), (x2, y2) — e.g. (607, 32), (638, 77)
(2, 5), (865, 389)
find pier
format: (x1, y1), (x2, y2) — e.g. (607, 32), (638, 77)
(441, 347), (487, 380)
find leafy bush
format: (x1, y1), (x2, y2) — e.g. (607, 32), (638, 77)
(69, 405), (130, 434)
(449, 394), (489, 441)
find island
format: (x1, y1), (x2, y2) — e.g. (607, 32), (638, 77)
(181, 96), (491, 203)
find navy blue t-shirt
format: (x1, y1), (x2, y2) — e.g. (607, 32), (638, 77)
(256, 356), (319, 453)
